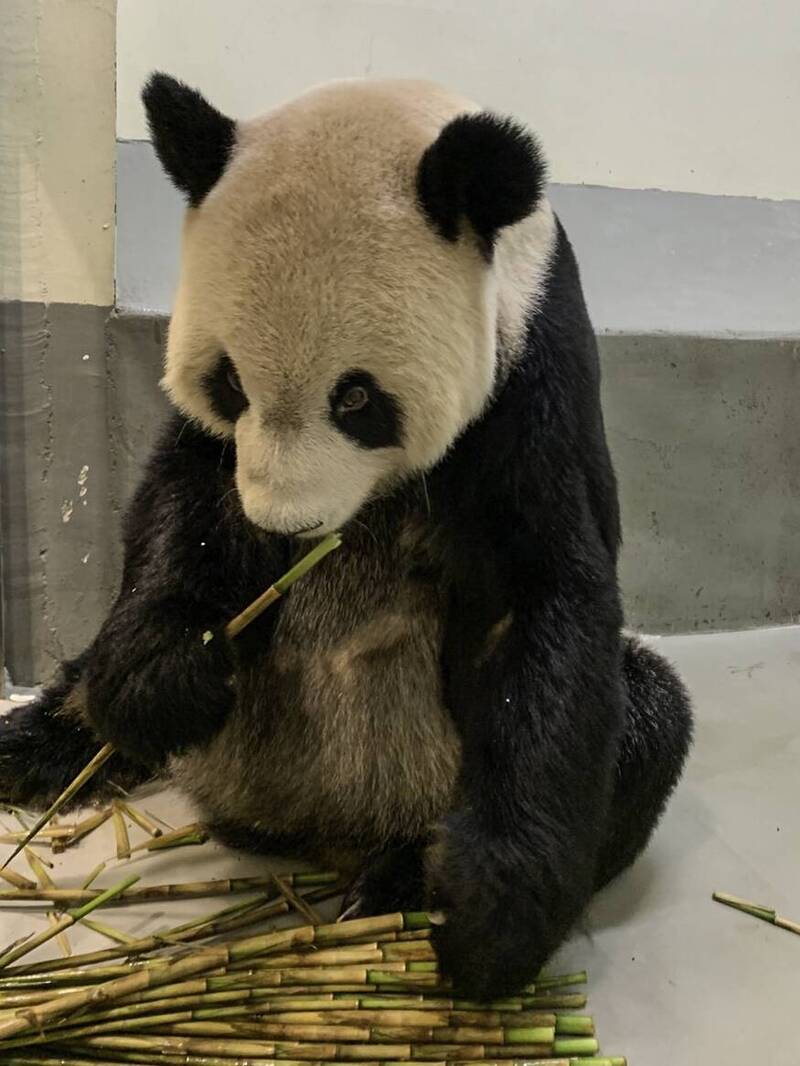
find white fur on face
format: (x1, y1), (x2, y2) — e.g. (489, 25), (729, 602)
(163, 79), (556, 535)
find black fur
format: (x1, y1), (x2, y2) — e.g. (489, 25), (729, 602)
(204, 355), (249, 423)
(0, 654), (151, 810)
(85, 421), (291, 767)
(329, 370), (404, 449)
(142, 73), (236, 207)
(0, 221), (691, 999)
(417, 113), (547, 251)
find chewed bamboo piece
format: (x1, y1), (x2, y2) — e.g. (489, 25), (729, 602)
(120, 802), (163, 838)
(111, 805), (131, 860)
(0, 534), (343, 869)
(713, 890), (800, 936)
(0, 870), (36, 890)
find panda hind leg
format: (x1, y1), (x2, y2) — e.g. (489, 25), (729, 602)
(0, 654), (152, 812)
(595, 635), (693, 889)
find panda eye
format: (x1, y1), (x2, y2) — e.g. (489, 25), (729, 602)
(338, 386), (369, 413)
(329, 370), (403, 450)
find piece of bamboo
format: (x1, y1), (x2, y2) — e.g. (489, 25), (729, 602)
(0, 745), (116, 871)
(0, 877), (140, 970)
(712, 890), (800, 936)
(110, 807), (131, 861)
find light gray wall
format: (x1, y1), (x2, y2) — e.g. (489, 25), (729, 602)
(116, 140), (800, 337)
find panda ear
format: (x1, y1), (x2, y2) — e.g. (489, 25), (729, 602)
(142, 72), (236, 207)
(416, 113), (547, 250)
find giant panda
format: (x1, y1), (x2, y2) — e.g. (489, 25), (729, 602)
(0, 75), (692, 998)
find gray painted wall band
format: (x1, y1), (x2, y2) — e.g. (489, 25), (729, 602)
(116, 139), (800, 336)
(2, 304), (798, 684)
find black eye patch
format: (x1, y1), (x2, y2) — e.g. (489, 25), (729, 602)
(329, 370), (404, 449)
(203, 355), (249, 423)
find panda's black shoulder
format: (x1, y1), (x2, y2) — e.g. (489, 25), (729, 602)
(435, 216), (621, 561)
(121, 415), (235, 547)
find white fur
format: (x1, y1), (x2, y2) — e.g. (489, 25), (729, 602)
(163, 79), (556, 535)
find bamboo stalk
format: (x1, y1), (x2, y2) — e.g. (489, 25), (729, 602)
(712, 890), (800, 936)
(0, 887), (337, 981)
(65, 808), (114, 850)
(0, 914), (425, 1039)
(219, 532), (342, 641)
(0, 871), (339, 909)
(0, 745), (116, 871)
(0, 877), (140, 970)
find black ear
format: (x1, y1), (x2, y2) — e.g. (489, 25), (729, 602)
(142, 73), (236, 207)
(417, 113), (547, 251)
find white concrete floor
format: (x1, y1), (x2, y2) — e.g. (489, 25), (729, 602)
(1, 624), (798, 1064)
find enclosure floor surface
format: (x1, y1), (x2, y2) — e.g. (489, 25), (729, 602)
(1, 624), (798, 1065)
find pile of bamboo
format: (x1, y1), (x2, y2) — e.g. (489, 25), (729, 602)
(0, 538), (627, 1064)
(0, 899), (625, 1066)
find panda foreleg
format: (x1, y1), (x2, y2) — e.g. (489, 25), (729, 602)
(84, 418), (284, 769)
(594, 635), (693, 889)
(424, 526), (625, 1001)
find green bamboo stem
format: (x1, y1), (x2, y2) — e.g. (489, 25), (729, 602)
(217, 532), (342, 641)
(0, 914), (426, 1040)
(0, 745), (116, 871)
(712, 891), (800, 936)
(0, 877), (140, 970)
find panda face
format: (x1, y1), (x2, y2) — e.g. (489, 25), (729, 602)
(152, 78), (555, 537)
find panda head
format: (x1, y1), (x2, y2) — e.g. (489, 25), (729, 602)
(144, 75), (555, 537)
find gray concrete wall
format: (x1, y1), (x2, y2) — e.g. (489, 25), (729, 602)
(116, 140), (800, 337)
(3, 307), (797, 684)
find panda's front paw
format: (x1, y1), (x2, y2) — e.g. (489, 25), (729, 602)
(426, 816), (551, 1001)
